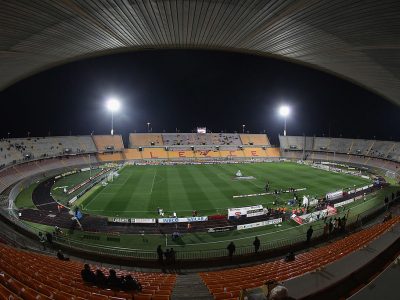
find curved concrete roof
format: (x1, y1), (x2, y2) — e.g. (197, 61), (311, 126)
(1, 0), (400, 104)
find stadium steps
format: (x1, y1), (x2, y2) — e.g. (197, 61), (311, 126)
(199, 216), (400, 299)
(171, 273), (212, 300)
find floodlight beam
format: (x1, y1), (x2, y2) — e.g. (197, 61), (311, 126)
(106, 98), (120, 135)
(278, 105), (290, 136)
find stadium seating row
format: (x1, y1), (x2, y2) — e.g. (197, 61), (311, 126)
(279, 135), (400, 162)
(0, 243), (176, 300)
(129, 134), (164, 147)
(0, 136), (97, 167)
(282, 148), (400, 180)
(1, 134), (272, 168)
(239, 134), (270, 146)
(199, 216), (400, 299)
(0, 155), (96, 195)
(93, 135), (124, 152)
(129, 133), (270, 147)
(96, 148), (281, 162)
(3, 134), (400, 170)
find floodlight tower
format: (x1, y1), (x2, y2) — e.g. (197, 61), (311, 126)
(279, 105), (290, 136)
(106, 98), (120, 135)
(242, 124), (245, 133)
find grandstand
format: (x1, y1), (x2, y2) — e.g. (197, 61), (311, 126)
(93, 135), (125, 162)
(97, 152), (125, 162)
(0, 133), (399, 300)
(93, 135), (124, 152)
(123, 133), (279, 161)
(0, 242), (176, 300)
(0, 136), (97, 168)
(239, 134), (270, 146)
(0, 133), (281, 196)
(280, 136), (400, 181)
(123, 149), (142, 160)
(160, 133), (243, 146)
(141, 148), (169, 159)
(0, 211), (398, 299)
(130, 133), (164, 147)
(280, 135), (400, 163)
(200, 217), (400, 299)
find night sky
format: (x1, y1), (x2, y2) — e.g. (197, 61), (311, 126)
(1, 49), (400, 145)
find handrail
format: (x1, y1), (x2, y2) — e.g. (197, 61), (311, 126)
(1, 198), (393, 261)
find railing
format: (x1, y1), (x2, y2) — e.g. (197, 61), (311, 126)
(1, 156), (397, 262)
(2, 197), (394, 261)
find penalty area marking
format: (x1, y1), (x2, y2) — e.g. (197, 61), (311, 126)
(233, 187), (307, 198)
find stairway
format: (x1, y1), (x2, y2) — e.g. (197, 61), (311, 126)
(171, 273), (213, 300)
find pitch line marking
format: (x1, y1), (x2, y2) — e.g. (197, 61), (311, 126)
(149, 169), (157, 194)
(175, 193), (382, 247)
(245, 179), (265, 189)
(81, 193), (382, 249)
(36, 202), (57, 207)
(84, 170), (133, 209)
(82, 188), (105, 210)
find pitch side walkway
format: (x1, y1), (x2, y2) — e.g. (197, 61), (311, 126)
(31, 177), (68, 212)
(283, 222), (400, 299)
(349, 256), (400, 300)
(171, 273), (212, 300)
(3, 206), (399, 300)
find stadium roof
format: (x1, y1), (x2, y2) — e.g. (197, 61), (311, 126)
(1, 0), (400, 104)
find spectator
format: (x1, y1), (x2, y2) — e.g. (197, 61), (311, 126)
(107, 269), (122, 290)
(38, 232), (46, 250)
(122, 275), (142, 292)
(54, 226), (63, 235)
(157, 245), (163, 263)
(328, 220), (334, 234)
(323, 223), (329, 236)
(284, 251), (295, 262)
(164, 248), (171, 264)
(227, 242), (236, 259)
(57, 249), (70, 261)
(81, 264), (96, 284)
(170, 248), (176, 264)
(341, 215), (347, 232)
(45, 232), (53, 244)
(334, 218), (339, 231)
(172, 231), (181, 240)
(383, 212), (392, 222)
(269, 285), (293, 300)
(253, 236), (261, 253)
(95, 269), (107, 288)
(384, 196), (389, 210)
(306, 226), (313, 243)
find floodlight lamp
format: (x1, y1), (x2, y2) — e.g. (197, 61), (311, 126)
(106, 98), (120, 112)
(279, 105), (290, 117)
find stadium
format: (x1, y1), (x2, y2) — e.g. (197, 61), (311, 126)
(1, 1), (400, 300)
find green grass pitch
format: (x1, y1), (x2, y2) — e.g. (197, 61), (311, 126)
(74, 162), (371, 218)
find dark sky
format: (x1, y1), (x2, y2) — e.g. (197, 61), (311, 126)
(1, 49), (400, 145)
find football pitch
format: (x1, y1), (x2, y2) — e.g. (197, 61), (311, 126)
(75, 162), (371, 218)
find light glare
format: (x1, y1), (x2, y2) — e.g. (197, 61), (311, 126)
(279, 105), (290, 117)
(106, 98), (120, 112)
